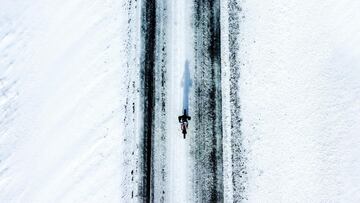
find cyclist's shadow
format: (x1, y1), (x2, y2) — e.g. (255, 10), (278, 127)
(181, 60), (192, 114)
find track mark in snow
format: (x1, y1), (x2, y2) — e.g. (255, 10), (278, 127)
(227, 1), (248, 201)
(149, 0), (169, 202)
(192, 0), (223, 201)
(221, 0), (248, 200)
(121, 0), (141, 201)
(139, 0), (157, 200)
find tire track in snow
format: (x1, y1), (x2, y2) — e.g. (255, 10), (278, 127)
(152, 0), (168, 202)
(121, 0), (141, 201)
(192, 0), (223, 201)
(227, 1), (247, 201)
(140, 0), (157, 200)
(140, 0), (168, 201)
(221, 0), (248, 201)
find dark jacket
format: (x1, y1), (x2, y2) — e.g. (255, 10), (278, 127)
(178, 115), (191, 123)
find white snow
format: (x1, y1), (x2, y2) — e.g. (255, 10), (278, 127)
(167, 0), (194, 201)
(0, 0), (128, 202)
(1, 0), (360, 202)
(241, 0), (360, 201)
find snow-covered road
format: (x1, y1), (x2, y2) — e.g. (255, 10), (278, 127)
(1, 0), (360, 202)
(167, 0), (193, 201)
